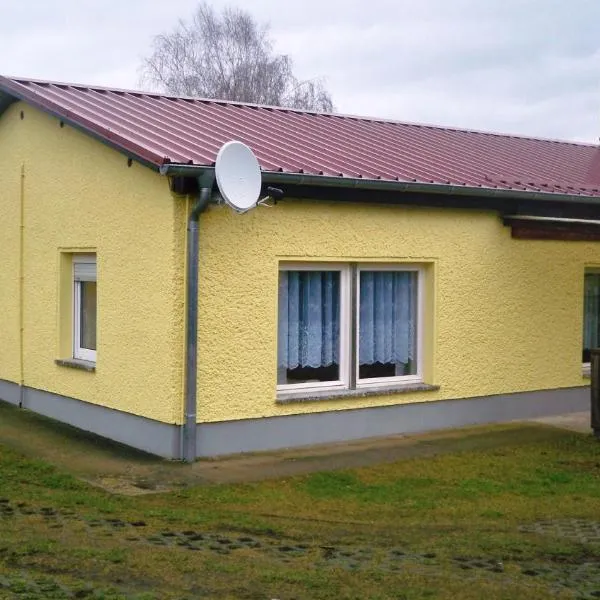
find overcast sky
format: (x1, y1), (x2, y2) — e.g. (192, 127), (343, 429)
(2, 0), (599, 142)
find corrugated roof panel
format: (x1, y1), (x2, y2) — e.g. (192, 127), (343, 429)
(1, 76), (599, 198)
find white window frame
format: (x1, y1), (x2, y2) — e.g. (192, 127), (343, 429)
(356, 265), (423, 389)
(277, 262), (424, 393)
(277, 263), (351, 394)
(73, 255), (97, 363)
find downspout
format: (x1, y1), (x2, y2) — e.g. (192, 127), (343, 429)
(182, 175), (214, 463)
(18, 164), (25, 407)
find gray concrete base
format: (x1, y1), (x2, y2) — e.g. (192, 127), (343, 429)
(0, 379), (21, 406)
(0, 384), (181, 459)
(196, 386), (590, 456)
(0, 380), (591, 459)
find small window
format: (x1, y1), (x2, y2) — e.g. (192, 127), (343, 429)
(277, 263), (422, 393)
(583, 272), (600, 364)
(73, 255), (97, 363)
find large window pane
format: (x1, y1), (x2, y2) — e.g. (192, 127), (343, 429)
(278, 270), (340, 385)
(583, 273), (600, 363)
(359, 271), (417, 379)
(80, 281), (97, 351)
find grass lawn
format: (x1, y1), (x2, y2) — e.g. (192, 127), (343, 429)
(1, 419), (600, 599)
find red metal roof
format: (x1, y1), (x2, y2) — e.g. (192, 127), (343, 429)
(2, 76), (600, 198)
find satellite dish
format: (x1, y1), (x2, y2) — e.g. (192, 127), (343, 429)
(215, 141), (262, 212)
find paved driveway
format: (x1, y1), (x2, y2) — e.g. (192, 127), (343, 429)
(531, 411), (590, 434)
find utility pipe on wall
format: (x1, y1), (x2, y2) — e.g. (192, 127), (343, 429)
(19, 164), (25, 407)
(182, 177), (213, 463)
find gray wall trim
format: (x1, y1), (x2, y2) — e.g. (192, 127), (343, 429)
(11, 384), (182, 459)
(0, 379), (591, 459)
(0, 379), (21, 406)
(196, 386), (590, 457)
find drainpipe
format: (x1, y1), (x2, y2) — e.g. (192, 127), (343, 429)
(19, 164), (25, 407)
(182, 175), (214, 463)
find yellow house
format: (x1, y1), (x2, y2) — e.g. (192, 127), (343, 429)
(0, 76), (598, 460)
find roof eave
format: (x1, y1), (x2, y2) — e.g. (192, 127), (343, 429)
(0, 76), (165, 171)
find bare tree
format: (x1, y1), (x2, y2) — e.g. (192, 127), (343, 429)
(140, 3), (334, 112)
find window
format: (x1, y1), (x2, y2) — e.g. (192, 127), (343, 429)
(583, 272), (600, 365)
(357, 267), (418, 384)
(277, 263), (422, 393)
(277, 265), (350, 389)
(73, 255), (97, 363)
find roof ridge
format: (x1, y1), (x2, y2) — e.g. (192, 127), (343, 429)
(6, 75), (599, 150)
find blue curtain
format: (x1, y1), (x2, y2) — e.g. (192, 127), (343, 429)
(359, 271), (416, 367)
(584, 274), (600, 354)
(278, 271), (340, 369)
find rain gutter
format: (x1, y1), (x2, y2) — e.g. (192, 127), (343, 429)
(159, 164), (600, 207)
(503, 215), (600, 226)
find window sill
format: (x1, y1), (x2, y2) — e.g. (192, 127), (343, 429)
(277, 382), (439, 404)
(55, 358), (96, 372)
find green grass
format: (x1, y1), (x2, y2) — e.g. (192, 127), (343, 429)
(2, 426), (600, 598)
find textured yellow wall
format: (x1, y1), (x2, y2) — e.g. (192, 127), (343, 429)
(0, 106), (23, 385)
(197, 200), (597, 423)
(0, 102), (185, 424)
